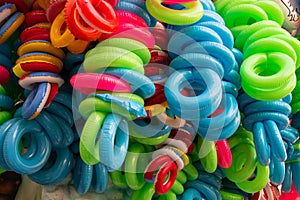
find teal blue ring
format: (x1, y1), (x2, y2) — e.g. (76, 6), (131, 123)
(3, 119), (52, 174)
(28, 147), (74, 185)
(99, 114), (129, 171)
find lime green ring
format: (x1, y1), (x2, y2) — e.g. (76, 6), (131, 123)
(200, 145), (217, 173)
(197, 137), (215, 158)
(230, 25), (249, 39)
(244, 38), (297, 64)
(110, 170), (128, 187)
(223, 4), (268, 29)
(146, 0), (203, 25)
(214, 0), (231, 14)
(79, 111), (107, 165)
(183, 162), (198, 181)
(131, 183), (155, 200)
(125, 143), (146, 190)
(218, 0), (257, 16)
(253, 0), (284, 25)
(95, 38), (151, 64)
(170, 179), (184, 195)
(79, 93), (144, 120)
(234, 20), (280, 50)
(83, 48), (144, 74)
(220, 190), (244, 200)
(271, 34), (300, 69)
(224, 144), (257, 182)
(240, 53), (296, 100)
(176, 170), (187, 184)
(228, 134), (254, 149)
(241, 53), (295, 88)
(236, 163), (269, 193)
(243, 27), (290, 52)
(158, 190), (177, 200)
(214, 0), (236, 16)
(241, 74), (296, 101)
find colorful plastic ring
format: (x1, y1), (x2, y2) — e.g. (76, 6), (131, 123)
(165, 68), (222, 120)
(96, 37), (151, 64)
(51, 114), (75, 147)
(131, 183), (155, 200)
(117, 10), (147, 28)
(80, 111), (106, 165)
(17, 40), (65, 59)
(144, 155), (172, 182)
(99, 23), (155, 49)
(99, 114), (129, 171)
(28, 148), (73, 185)
(0, 12), (24, 44)
(24, 10), (48, 28)
(19, 72), (64, 90)
(22, 82), (51, 120)
(64, 0), (102, 41)
(154, 160), (178, 194)
(67, 39), (90, 54)
(46, 0), (67, 23)
(50, 11), (75, 48)
(16, 52), (63, 70)
(73, 156), (93, 195)
(34, 111), (64, 147)
(156, 112), (186, 129)
(115, 1), (151, 26)
(79, 97), (139, 120)
(145, 0), (203, 25)
(84, 45), (145, 74)
(3, 119), (51, 174)
(124, 143), (146, 190)
(70, 73), (131, 94)
(222, 4), (269, 29)
(216, 140), (232, 168)
(152, 148), (185, 170)
(241, 52), (296, 100)
(76, 0), (118, 33)
(130, 126), (170, 145)
(91, 93), (146, 118)
(130, 116), (172, 137)
(102, 68), (155, 99)
(0, 118), (22, 170)
(161, 138), (188, 154)
(167, 146), (189, 166)
(92, 162), (109, 193)
(14, 61), (60, 78)
(236, 163), (269, 193)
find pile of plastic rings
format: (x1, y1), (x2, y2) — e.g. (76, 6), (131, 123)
(0, 0), (299, 199)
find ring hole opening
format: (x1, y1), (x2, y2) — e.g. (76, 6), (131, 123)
(20, 133), (35, 156)
(180, 80), (206, 97)
(253, 61), (280, 77)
